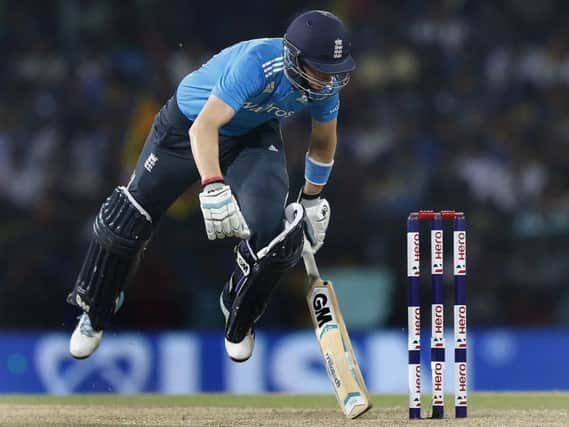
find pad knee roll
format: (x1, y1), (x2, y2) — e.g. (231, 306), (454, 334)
(68, 187), (153, 330)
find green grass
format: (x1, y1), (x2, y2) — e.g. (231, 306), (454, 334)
(0, 392), (567, 409)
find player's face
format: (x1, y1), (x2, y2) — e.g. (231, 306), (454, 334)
(302, 64), (333, 90)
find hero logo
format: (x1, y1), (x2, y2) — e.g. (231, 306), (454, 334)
(457, 232), (466, 260)
(413, 364), (421, 395)
(433, 304), (444, 337)
(455, 231), (466, 274)
(457, 362), (467, 394)
(410, 307), (421, 349)
(409, 233), (420, 276)
(456, 305), (467, 342)
(313, 293), (333, 327)
(413, 307), (421, 337)
(243, 102), (295, 118)
(432, 362), (444, 392)
(432, 231), (443, 273)
(325, 352), (341, 388)
(413, 234), (420, 263)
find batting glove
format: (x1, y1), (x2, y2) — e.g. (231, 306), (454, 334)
(300, 192), (330, 253)
(199, 182), (250, 240)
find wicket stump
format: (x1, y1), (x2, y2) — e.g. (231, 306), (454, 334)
(407, 210), (467, 419)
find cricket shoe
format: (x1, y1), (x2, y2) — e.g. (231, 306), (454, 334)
(69, 292), (125, 360)
(220, 292), (255, 363)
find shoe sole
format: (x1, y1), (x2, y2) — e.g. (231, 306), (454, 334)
(70, 353), (90, 360)
(229, 354), (250, 363)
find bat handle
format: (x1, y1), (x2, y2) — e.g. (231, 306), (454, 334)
(302, 237), (321, 281)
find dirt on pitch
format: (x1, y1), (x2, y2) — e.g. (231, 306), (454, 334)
(1, 405), (568, 427)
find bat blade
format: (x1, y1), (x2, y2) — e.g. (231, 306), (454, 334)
(306, 278), (372, 419)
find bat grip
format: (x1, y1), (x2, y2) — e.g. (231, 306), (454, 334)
(302, 237), (321, 281)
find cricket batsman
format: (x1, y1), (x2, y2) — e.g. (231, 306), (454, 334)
(67, 10), (356, 362)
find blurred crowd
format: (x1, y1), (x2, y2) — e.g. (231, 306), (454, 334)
(2, 0), (569, 331)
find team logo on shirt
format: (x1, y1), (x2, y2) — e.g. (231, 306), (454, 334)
(242, 101), (295, 118)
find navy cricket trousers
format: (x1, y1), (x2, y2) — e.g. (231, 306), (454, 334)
(127, 96), (290, 250)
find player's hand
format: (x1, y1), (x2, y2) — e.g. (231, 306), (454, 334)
(300, 193), (330, 253)
(199, 182), (250, 240)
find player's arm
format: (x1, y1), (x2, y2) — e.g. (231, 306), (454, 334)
(304, 118), (337, 195)
(190, 96), (251, 241)
(300, 117), (337, 253)
(189, 95), (235, 181)
(190, 50), (265, 241)
(190, 49), (264, 181)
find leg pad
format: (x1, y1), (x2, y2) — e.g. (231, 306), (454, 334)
(67, 187), (153, 330)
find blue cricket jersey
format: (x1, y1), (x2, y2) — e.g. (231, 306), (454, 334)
(176, 38), (340, 136)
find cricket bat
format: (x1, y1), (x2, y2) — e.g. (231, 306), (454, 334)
(302, 238), (372, 419)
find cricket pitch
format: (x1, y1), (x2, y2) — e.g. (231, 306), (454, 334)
(0, 393), (567, 426)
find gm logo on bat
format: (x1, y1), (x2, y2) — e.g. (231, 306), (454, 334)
(312, 290), (337, 328)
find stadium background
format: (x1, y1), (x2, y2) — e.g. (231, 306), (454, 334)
(1, 0), (568, 393)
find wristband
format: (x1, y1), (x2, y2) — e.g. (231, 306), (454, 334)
(305, 154), (334, 186)
(301, 190), (321, 200)
(201, 175), (224, 186)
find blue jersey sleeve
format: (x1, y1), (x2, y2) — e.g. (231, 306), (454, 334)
(211, 52), (265, 112)
(309, 94), (340, 122)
